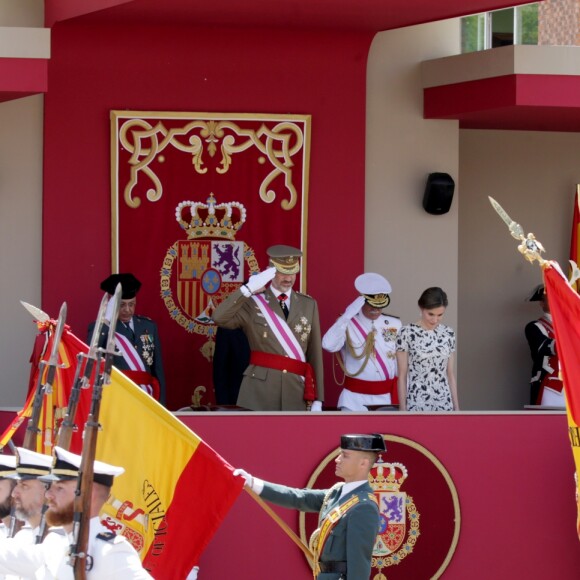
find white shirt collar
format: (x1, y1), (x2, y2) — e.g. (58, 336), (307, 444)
(270, 287), (292, 301)
(339, 479), (368, 499)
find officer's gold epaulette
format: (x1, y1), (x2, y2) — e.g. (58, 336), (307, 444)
(96, 531), (116, 542)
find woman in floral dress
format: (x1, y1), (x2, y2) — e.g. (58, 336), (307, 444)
(396, 287), (459, 411)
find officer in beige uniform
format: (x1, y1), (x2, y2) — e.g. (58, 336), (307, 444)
(212, 245), (324, 411)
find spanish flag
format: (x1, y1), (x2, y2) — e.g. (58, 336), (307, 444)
(97, 369), (243, 577)
(1, 323), (243, 577)
(570, 187), (580, 293)
(543, 263), (580, 539)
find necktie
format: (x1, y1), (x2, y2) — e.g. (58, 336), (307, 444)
(278, 293), (289, 320)
(123, 322), (135, 342)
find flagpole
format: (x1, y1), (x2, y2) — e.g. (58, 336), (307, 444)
(244, 487), (315, 568)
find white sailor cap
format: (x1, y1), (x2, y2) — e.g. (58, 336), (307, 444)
(41, 446), (125, 488)
(355, 273), (392, 308)
(0, 455), (16, 479)
(12, 447), (53, 480)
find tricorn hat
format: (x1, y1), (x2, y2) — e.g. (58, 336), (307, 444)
(40, 446), (125, 488)
(527, 283), (545, 302)
(267, 245), (302, 275)
(341, 433), (386, 453)
(100, 273), (142, 300)
(355, 273), (392, 309)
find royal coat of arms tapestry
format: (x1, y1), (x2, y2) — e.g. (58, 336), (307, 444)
(111, 111), (311, 409)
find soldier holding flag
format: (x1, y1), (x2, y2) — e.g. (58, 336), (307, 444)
(235, 433), (385, 579)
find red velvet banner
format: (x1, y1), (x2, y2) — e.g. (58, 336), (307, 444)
(112, 112), (311, 409)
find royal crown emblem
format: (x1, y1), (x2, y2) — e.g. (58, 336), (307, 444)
(161, 192), (259, 358)
(369, 458), (420, 577)
(175, 193), (247, 240)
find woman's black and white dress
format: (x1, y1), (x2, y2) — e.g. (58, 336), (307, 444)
(396, 323), (455, 411)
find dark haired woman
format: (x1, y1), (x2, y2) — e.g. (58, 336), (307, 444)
(396, 287), (459, 411)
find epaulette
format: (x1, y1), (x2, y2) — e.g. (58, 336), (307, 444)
(294, 291), (314, 299)
(135, 314), (153, 322)
(96, 531), (116, 542)
(383, 313), (401, 321)
(367, 492), (379, 506)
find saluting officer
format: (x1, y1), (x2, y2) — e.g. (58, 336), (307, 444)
(322, 273), (401, 411)
(235, 433), (385, 579)
(88, 273), (166, 404)
(212, 245), (324, 411)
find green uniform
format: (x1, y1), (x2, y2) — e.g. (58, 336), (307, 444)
(261, 481), (379, 579)
(212, 287), (324, 410)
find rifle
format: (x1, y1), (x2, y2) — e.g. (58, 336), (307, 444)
(69, 283), (122, 580)
(22, 302), (67, 451)
(56, 293), (109, 450)
(10, 303), (66, 539)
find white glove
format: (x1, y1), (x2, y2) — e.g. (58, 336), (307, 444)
(310, 400), (323, 412)
(186, 566), (199, 580)
(243, 267), (277, 295)
(233, 468), (264, 494)
(342, 296), (365, 320)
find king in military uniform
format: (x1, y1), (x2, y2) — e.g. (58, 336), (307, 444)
(322, 273), (401, 411)
(88, 273), (166, 404)
(235, 433), (385, 579)
(212, 245), (324, 411)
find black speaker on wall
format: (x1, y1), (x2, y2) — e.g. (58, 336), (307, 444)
(423, 172), (455, 215)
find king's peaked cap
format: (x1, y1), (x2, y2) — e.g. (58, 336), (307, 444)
(267, 245), (302, 275)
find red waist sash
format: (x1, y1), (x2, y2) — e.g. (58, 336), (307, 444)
(121, 370), (160, 401)
(249, 351), (316, 401)
(344, 376), (398, 403)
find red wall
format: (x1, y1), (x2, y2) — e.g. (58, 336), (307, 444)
(181, 412), (580, 579)
(42, 21), (372, 408)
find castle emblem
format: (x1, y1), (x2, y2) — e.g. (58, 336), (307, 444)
(369, 459), (420, 576)
(160, 193), (259, 352)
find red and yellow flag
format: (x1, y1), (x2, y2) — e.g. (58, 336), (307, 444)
(97, 369), (243, 577)
(543, 263), (580, 539)
(0, 322), (90, 454)
(1, 323), (243, 577)
(570, 186), (580, 293)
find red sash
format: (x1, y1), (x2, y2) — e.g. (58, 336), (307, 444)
(344, 376), (398, 404)
(121, 370), (160, 401)
(249, 351), (316, 401)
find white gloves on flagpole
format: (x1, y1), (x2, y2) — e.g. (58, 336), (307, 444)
(233, 468), (264, 494)
(241, 267), (277, 296)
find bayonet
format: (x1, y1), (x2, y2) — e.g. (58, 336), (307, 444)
(70, 283), (122, 579)
(57, 292), (109, 450)
(22, 302), (67, 450)
(20, 301), (50, 324)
